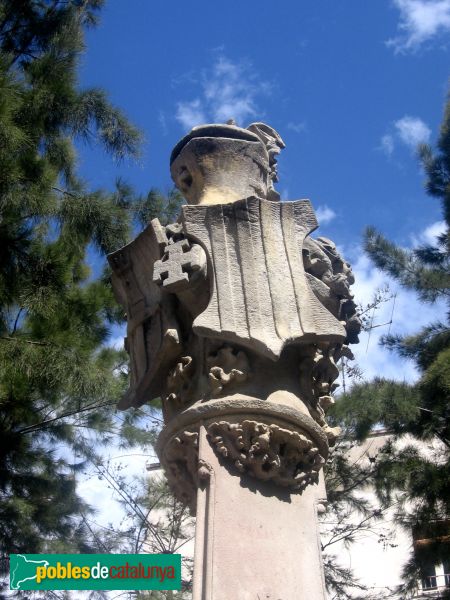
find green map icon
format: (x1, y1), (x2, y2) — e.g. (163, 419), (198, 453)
(10, 554), (49, 590)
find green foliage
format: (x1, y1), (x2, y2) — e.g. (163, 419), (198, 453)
(86, 462), (193, 599)
(321, 435), (390, 599)
(135, 188), (184, 228)
(323, 555), (380, 600)
(364, 226), (450, 302)
(0, 3), (184, 593)
(329, 378), (420, 440)
(330, 91), (450, 594)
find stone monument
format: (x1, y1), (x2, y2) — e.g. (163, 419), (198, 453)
(108, 122), (360, 600)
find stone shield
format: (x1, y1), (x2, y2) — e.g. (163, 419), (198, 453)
(182, 197), (346, 360)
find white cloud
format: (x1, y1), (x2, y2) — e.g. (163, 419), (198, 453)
(176, 99), (207, 131)
(280, 188), (290, 200)
(107, 323), (126, 350)
(420, 219), (446, 244)
(380, 134), (395, 156)
(411, 219), (446, 246)
(287, 121), (307, 134)
(158, 110), (168, 136)
(394, 115), (431, 148)
(77, 440), (158, 529)
(388, 0), (450, 52)
(175, 55), (271, 130)
(379, 115), (431, 156)
(109, 336), (124, 350)
(315, 205), (336, 225)
(348, 253), (441, 383)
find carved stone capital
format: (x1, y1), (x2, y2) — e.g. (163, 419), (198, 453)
(160, 429), (199, 512)
(207, 420), (325, 491)
(156, 395), (330, 509)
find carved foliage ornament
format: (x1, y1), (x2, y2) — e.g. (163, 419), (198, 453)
(161, 430), (199, 511)
(207, 345), (251, 397)
(207, 420), (325, 491)
(161, 419), (326, 508)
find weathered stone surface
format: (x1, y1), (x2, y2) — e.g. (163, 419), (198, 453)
(109, 120), (360, 448)
(160, 429), (199, 512)
(182, 196), (346, 359)
(108, 219), (182, 409)
(247, 121), (285, 202)
(206, 345), (250, 396)
(108, 120), (360, 600)
(153, 237), (206, 293)
(170, 125), (270, 206)
(207, 419), (325, 490)
(156, 394), (330, 512)
(192, 426), (328, 600)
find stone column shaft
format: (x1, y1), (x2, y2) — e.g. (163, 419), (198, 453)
(193, 426), (327, 600)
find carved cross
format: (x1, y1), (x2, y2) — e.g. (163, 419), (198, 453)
(153, 239), (204, 293)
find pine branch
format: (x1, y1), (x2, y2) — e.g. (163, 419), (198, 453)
(16, 400), (116, 434)
(52, 186), (79, 198)
(0, 335), (51, 346)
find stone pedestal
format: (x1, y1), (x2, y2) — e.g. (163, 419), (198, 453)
(193, 426), (327, 600)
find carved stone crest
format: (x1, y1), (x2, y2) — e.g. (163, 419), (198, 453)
(182, 196), (346, 359)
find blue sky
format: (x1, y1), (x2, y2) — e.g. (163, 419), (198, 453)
(77, 0), (449, 381)
(72, 0), (450, 545)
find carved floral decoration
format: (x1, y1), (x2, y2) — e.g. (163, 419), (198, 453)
(207, 420), (325, 491)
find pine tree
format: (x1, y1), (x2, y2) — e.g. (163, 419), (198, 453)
(91, 458), (194, 599)
(330, 93), (450, 596)
(0, 2), (182, 592)
(321, 437), (387, 600)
